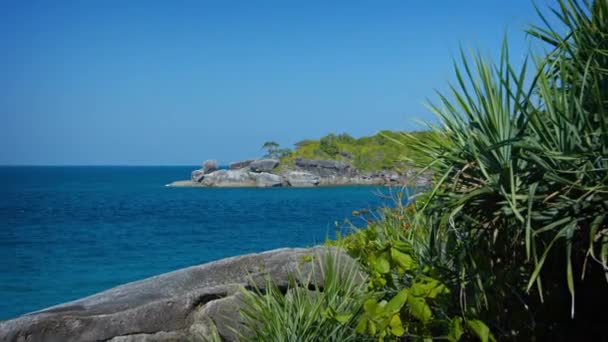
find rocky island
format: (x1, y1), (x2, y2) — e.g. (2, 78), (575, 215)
(167, 157), (430, 188)
(168, 132), (434, 188)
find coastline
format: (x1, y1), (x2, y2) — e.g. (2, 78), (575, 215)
(172, 157), (431, 188)
(165, 179), (418, 188)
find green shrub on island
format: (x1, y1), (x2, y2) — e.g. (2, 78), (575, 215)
(277, 131), (436, 172)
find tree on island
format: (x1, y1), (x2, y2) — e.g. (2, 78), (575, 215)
(261, 141), (291, 159)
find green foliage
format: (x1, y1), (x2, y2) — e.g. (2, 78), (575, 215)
(239, 1), (608, 340)
(280, 131), (435, 172)
(262, 141), (292, 159)
(335, 205), (495, 341)
(320, 134), (341, 156)
(238, 249), (368, 342)
(400, 0), (608, 338)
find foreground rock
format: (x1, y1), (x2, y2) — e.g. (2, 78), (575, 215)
(0, 247), (362, 342)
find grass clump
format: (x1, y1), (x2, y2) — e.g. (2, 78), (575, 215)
(238, 250), (368, 342)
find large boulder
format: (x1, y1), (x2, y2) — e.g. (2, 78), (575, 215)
(229, 160), (254, 170)
(201, 169), (255, 187)
(295, 158), (354, 178)
(0, 247), (362, 342)
(285, 171), (320, 187)
(251, 172), (283, 187)
(248, 159), (279, 173)
(202, 160), (219, 174)
(191, 169), (206, 182)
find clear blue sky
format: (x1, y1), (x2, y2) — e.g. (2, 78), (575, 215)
(0, 1), (551, 165)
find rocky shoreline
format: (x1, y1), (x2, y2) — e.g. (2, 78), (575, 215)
(167, 158), (430, 188)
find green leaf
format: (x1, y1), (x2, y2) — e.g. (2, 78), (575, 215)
(467, 319), (495, 342)
(392, 240), (412, 253)
(407, 295), (432, 323)
(410, 277), (449, 299)
(391, 248), (417, 272)
(385, 288), (409, 313)
(356, 316), (368, 334)
(364, 299), (379, 315)
(447, 317), (464, 342)
(389, 314), (405, 336)
(333, 313), (352, 324)
(370, 255), (391, 274)
(368, 320), (377, 336)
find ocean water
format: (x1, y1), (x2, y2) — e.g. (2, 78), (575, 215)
(0, 166), (404, 320)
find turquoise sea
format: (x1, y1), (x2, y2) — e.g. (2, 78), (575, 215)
(0, 166), (403, 320)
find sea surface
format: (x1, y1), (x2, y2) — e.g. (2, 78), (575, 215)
(0, 166), (406, 320)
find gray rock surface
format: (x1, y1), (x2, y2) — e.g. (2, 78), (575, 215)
(176, 157), (431, 188)
(248, 159), (279, 173)
(229, 160), (254, 170)
(251, 172), (283, 187)
(166, 180), (204, 187)
(284, 171), (320, 187)
(191, 169), (206, 183)
(0, 247), (362, 342)
(203, 160), (219, 174)
(294, 158), (354, 178)
(201, 169), (255, 187)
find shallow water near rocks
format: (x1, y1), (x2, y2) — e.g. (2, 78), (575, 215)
(0, 166), (408, 320)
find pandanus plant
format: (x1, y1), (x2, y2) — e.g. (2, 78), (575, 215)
(402, 0), (608, 338)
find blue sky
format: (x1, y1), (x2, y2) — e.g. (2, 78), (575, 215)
(1, 1), (551, 165)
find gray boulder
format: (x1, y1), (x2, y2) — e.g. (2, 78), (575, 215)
(294, 158), (354, 177)
(285, 171), (320, 187)
(202, 160), (218, 174)
(249, 159), (279, 173)
(251, 172), (283, 187)
(201, 169), (255, 187)
(191, 169), (206, 182)
(0, 247), (362, 342)
(229, 159), (254, 170)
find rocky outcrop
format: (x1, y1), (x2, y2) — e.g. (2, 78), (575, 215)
(248, 159), (279, 173)
(170, 158), (432, 188)
(0, 247), (363, 342)
(250, 172), (283, 187)
(192, 160), (219, 182)
(201, 169), (256, 187)
(195, 169), (283, 188)
(294, 158), (354, 178)
(203, 160), (219, 174)
(284, 171), (320, 187)
(191, 169), (206, 182)
(229, 160), (254, 170)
